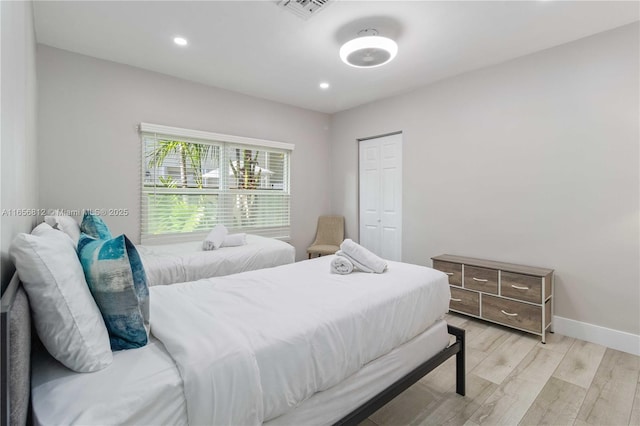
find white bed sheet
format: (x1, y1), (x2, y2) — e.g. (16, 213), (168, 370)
(137, 234), (295, 286)
(151, 256), (450, 425)
(31, 256), (451, 426)
(31, 337), (187, 426)
(31, 322), (449, 426)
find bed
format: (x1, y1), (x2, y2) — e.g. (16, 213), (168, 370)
(136, 234), (295, 286)
(43, 213), (295, 286)
(2, 256), (465, 426)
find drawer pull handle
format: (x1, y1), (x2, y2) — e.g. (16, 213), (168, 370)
(501, 310), (519, 317)
(450, 298), (462, 302)
(472, 277), (488, 282)
(445, 272), (454, 276)
(511, 284), (529, 290)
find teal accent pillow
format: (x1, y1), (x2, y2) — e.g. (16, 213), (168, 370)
(80, 212), (113, 240)
(77, 233), (149, 350)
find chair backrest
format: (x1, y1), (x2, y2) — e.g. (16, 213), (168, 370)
(313, 215), (344, 246)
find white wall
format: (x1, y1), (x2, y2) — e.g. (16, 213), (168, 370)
(329, 23), (639, 336)
(1, 0), (38, 291)
(37, 46), (331, 260)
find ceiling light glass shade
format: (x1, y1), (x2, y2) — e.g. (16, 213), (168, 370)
(339, 36), (398, 68)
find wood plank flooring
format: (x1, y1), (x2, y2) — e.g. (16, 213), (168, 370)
(363, 313), (640, 426)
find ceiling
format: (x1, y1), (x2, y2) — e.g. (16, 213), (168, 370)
(33, 1), (639, 114)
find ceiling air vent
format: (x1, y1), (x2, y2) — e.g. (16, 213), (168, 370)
(278, 0), (333, 20)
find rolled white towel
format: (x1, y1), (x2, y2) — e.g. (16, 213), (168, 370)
(221, 233), (247, 247)
(330, 255), (354, 275)
(339, 239), (387, 273)
(336, 250), (374, 273)
(203, 224), (228, 251)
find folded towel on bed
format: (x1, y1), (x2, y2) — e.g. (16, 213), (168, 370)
(339, 239), (387, 273)
(203, 225), (228, 251)
(221, 233), (247, 247)
(335, 250), (373, 273)
(330, 255), (354, 274)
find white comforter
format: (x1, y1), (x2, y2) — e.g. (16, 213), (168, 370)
(150, 255), (450, 426)
(138, 234), (295, 286)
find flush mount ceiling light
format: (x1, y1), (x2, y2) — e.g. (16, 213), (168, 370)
(339, 29), (398, 68)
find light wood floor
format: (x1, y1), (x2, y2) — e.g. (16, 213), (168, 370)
(360, 313), (640, 426)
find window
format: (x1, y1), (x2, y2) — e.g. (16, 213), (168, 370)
(140, 123), (293, 244)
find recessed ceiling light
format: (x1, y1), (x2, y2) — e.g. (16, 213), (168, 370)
(319, 82), (330, 90)
(173, 37), (188, 47)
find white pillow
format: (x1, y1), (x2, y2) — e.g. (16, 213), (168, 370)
(31, 222), (55, 237)
(203, 224), (228, 250)
(10, 227), (113, 372)
(44, 215), (81, 245)
(221, 233), (247, 247)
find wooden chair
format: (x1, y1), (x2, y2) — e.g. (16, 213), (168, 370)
(307, 215), (344, 259)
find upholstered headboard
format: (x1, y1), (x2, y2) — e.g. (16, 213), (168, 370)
(0, 273), (31, 426)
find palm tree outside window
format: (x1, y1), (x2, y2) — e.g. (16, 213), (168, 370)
(141, 131), (291, 244)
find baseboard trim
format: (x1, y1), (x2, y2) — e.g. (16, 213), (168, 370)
(553, 316), (640, 356)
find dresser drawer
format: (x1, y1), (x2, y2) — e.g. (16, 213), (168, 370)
(449, 287), (479, 316)
(482, 295), (541, 333)
(464, 265), (498, 294)
(433, 260), (462, 286)
(501, 272), (542, 303)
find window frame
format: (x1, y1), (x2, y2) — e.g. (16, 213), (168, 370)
(139, 123), (294, 244)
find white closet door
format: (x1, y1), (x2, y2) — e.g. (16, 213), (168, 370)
(359, 133), (402, 261)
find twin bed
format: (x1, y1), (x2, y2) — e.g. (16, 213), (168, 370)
(2, 246), (465, 425)
(137, 234), (295, 286)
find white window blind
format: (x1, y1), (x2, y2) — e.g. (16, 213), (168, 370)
(140, 124), (293, 244)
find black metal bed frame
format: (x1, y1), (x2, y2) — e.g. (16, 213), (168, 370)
(335, 324), (465, 425)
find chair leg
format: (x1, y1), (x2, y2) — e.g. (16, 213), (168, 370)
(308, 253), (311, 259)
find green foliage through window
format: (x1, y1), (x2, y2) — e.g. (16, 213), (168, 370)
(141, 133), (290, 242)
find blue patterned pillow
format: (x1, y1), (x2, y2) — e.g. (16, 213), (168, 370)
(80, 212), (113, 240)
(77, 233), (149, 350)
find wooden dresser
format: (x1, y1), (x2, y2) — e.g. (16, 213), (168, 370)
(432, 254), (554, 343)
